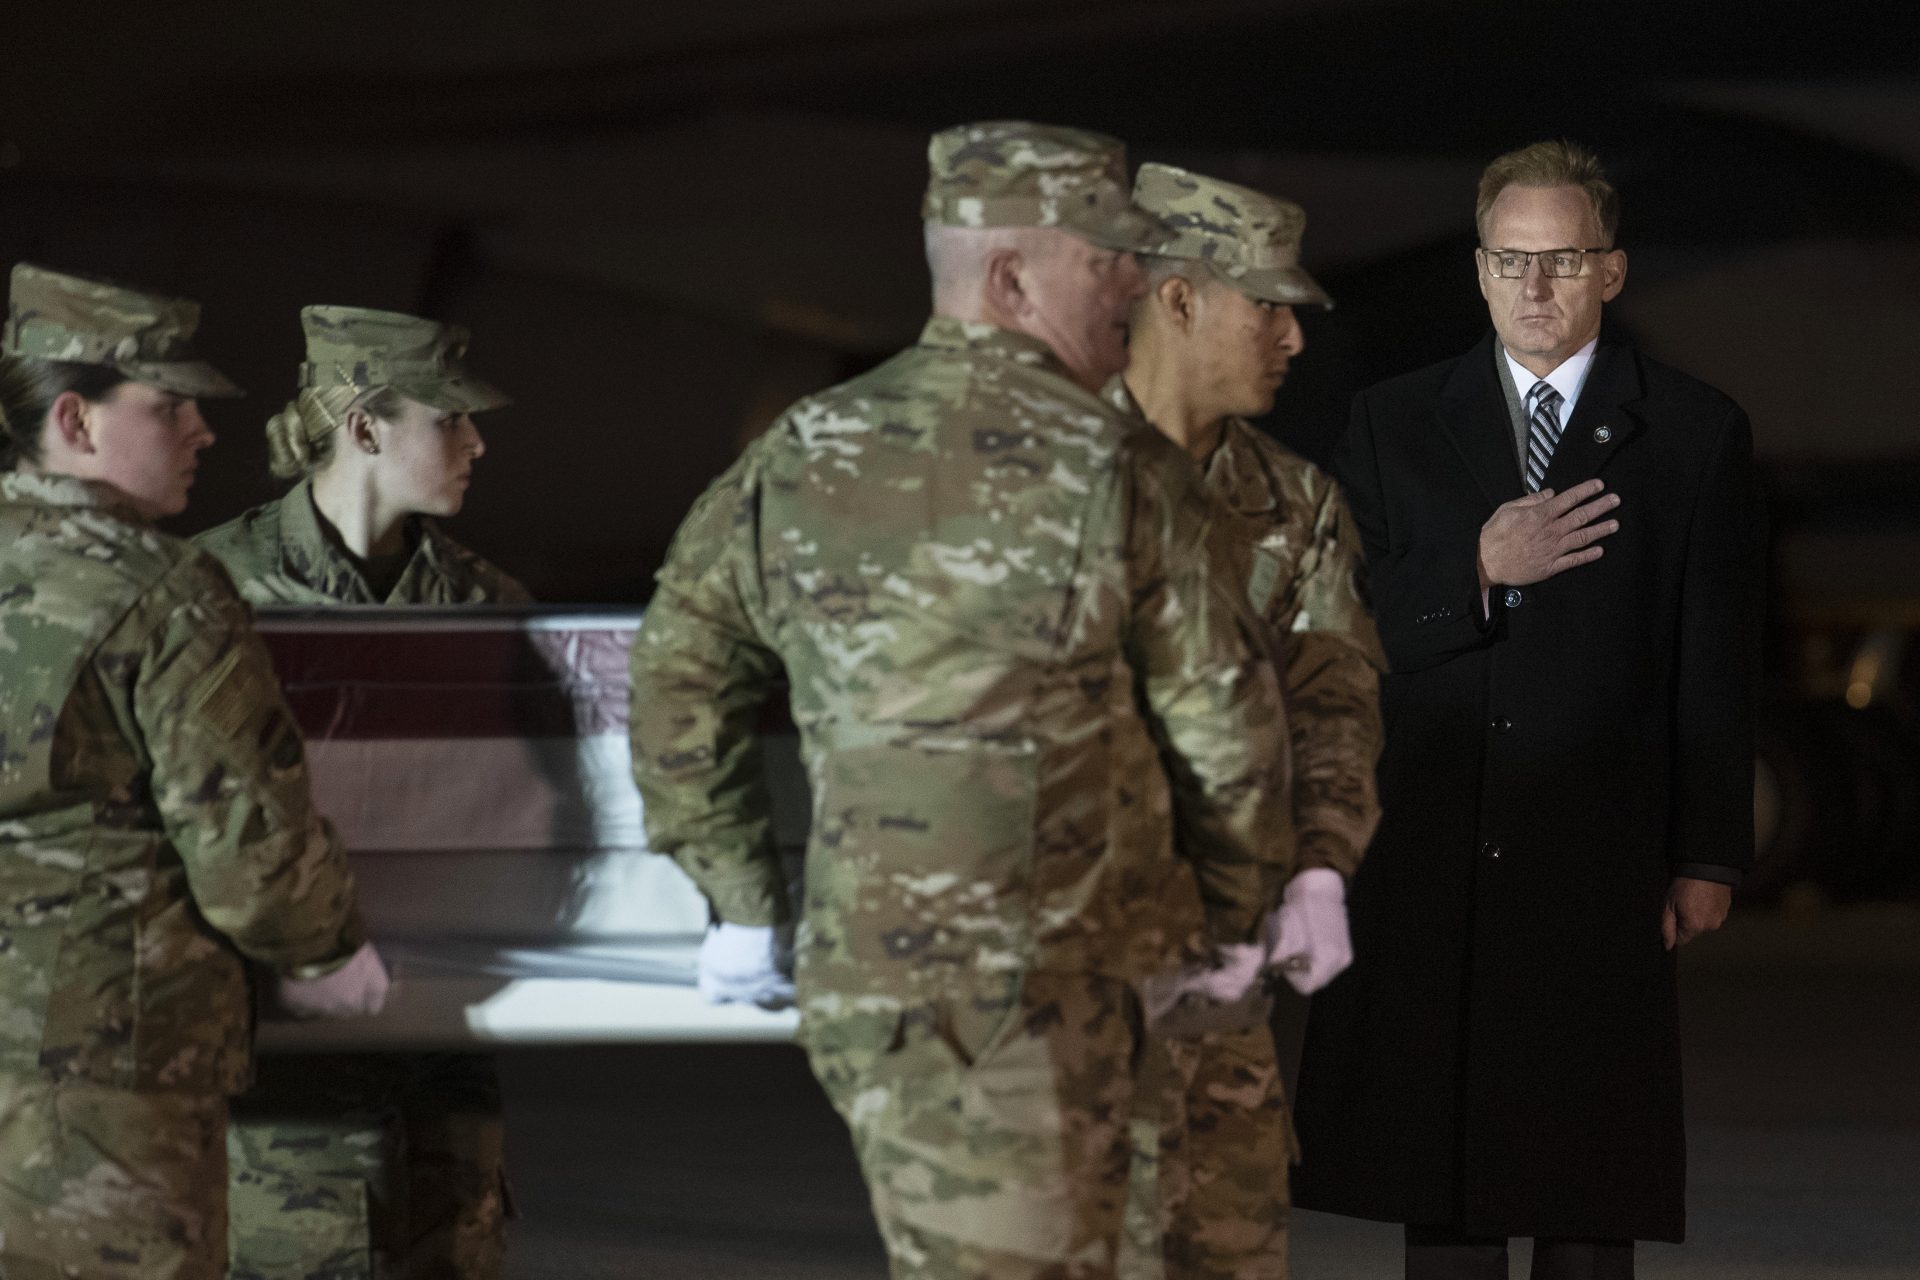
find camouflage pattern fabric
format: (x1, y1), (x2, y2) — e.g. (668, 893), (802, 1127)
(1131, 165), (1331, 309)
(0, 469), (365, 1278)
(922, 121), (1167, 252)
(0, 1077), (228, 1280)
(631, 316), (1291, 987)
(1104, 388), (1384, 1279)
(206, 505), (518, 1280)
(805, 971), (1141, 1278)
(0, 470), (365, 1095)
(2, 262), (241, 399)
(1201, 418), (1383, 878)
(1104, 386), (1384, 880)
(295, 306), (508, 417)
(632, 315), (1291, 1275)
(1119, 1022), (1296, 1280)
(194, 477), (529, 607)
(226, 1054), (507, 1280)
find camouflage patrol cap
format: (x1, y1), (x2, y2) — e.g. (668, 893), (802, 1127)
(1134, 164), (1333, 308)
(923, 120), (1167, 253)
(2, 263), (242, 397)
(296, 305), (508, 414)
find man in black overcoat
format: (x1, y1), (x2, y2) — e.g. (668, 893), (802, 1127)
(1290, 140), (1760, 1280)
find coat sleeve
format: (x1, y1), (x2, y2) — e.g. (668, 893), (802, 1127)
(629, 458), (790, 927)
(134, 561), (366, 977)
(1335, 388), (1497, 674)
(1669, 403), (1761, 878)
(1278, 475), (1384, 878)
(1123, 449), (1292, 945)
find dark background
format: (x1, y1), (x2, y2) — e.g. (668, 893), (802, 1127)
(8, 8), (1916, 1275)
(5, 0), (1916, 895)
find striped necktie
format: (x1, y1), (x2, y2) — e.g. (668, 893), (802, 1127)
(1524, 380), (1564, 493)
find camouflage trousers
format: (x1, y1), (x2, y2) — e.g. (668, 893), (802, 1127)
(0, 1074), (228, 1280)
(802, 970), (1142, 1280)
(1118, 994), (1295, 1280)
(226, 1052), (508, 1280)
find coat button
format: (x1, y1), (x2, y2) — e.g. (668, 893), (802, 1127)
(1503, 587), (1523, 608)
(1490, 716), (1512, 731)
(1482, 842), (1503, 860)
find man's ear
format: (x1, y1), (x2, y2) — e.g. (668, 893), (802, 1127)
(48, 391), (96, 454)
(1600, 249), (1628, 303)
(982, 247), (1027, 318)
(342, 407), (382, 457)
(1157, 273), (1199, 332)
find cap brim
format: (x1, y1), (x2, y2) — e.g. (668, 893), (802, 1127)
(127, 360), (244, 399)
(1066, 203), (1172, 254)
(1218, 262), (1334, 309)
(395, 375), (511, 414)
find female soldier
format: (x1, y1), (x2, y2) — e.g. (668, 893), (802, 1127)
(197, 305), (520, 1280)
(0, 264), (385, 1280)
(196, 304), (527, 605)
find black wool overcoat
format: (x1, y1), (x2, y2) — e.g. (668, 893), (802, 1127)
(1290, 333), (1760, 1243)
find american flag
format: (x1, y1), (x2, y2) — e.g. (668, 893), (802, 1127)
(251, 607), (801, 1049)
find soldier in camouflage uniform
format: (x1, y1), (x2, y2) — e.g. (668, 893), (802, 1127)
(197, 306), (527, 606)
(196, 307), (520, 1280)
(0, 264), (381, 1280)
(630, 121), (1295, 1280)
(1108, 166), (1387, 1280)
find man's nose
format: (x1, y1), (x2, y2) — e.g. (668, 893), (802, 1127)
(1119, 253), (1148, 301)
(1279, 313), (1304, 356)
(186, 403), (214, 448)
(1521, 259), (1553, 299)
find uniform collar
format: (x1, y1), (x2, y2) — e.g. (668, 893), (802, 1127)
(1099, 373), (1141, 418)
(1201, 419), (1281, 516)
(919, 316), (1070, 376)
(279, 475), (436, 604)
(0, 470), (147, 521)
(1100, 378), (1277, 515)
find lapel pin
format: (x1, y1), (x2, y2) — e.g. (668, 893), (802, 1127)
(1593, 425), (1613, 443)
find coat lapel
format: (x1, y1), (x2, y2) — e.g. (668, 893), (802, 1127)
(1543, 341), (1647, 493)
(1435, 333), (1525, 511)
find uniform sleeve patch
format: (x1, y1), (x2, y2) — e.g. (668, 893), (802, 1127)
(188, 645), (260, 740)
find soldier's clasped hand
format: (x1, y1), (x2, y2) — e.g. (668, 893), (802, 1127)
(1477, 478), (1621, 590)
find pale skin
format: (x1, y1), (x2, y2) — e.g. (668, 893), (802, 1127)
(929, 224), (1147, 394)
(1476, 183), (1730, 945)
(1123, 268), (1305, 463)
(310, 395), (487, 561)
(29, 381), (214, 519)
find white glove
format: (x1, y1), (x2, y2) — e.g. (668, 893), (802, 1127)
(697, 922), (795, 1010)
(276, 941), (392, 1019)
(1138, 942), (1267, 1028)
(1264, 867), (1353, 995)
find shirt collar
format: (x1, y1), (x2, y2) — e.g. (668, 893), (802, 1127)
(280, 476), (430, 603)
(1504, 337), (1598, 416)
(919, 316), (1069, 375)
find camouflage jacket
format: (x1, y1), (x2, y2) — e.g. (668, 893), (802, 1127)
(631, 318), (1291, 1001)
(1198, 417), (1384, 876)
(1107, 382), (1383, 874)
(194, 477), (529, 606)
(0, 472), (364, 1094)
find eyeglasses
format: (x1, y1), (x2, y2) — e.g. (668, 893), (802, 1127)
(1479, 247), (1612, 279)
